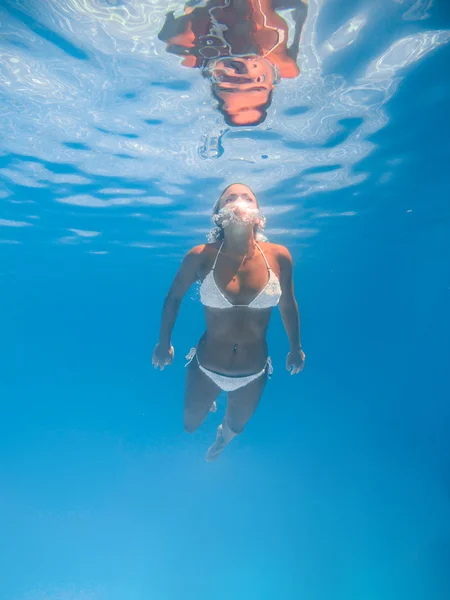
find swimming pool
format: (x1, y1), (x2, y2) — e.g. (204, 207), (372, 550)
(1, 1), (450, 599)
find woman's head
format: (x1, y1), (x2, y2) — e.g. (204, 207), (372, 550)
(208, 183), (267, 243)
(215, 183), (258, 213)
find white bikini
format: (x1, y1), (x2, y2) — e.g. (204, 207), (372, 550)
(185, 241), (282, 391)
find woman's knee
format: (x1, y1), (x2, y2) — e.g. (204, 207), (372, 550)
(184, 421), (198, 434)
(225, 418), (245, 435)
(184, 414), (203, 433)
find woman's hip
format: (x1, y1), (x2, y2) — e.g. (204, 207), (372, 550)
(185, 346), (273, 392)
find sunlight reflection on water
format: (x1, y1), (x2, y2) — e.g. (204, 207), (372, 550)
(0, 0), (448, 251)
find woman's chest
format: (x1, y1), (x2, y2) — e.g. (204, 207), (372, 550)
(219, 265), (269, 300)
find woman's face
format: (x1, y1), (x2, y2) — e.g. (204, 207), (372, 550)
(211, 184), (265, 239)
(219, 184), (258, 215)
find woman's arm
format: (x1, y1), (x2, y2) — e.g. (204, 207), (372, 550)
(277, 245), (302, 351)
(277, 245), (305, 374)
(158, 245), (204, 349)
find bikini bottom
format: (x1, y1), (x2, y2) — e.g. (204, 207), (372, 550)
(185, 347), (273, 393)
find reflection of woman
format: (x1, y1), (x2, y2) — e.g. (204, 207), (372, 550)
(152, 184), (305, 461)
(158, 0), (308, 126)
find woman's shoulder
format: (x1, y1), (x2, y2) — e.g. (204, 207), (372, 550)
(185, 242), (220, 262)
(183, 243), (220, 277)
(260, 241), (292, 262)
(187, 242), (220, 254)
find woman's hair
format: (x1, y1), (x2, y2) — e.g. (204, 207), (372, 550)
(207, 184), (268, 243)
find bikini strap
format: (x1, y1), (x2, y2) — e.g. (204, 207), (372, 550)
(214, 242), (270, 271)
(212, 241), (224, 271)
(185, 347), (197, 367)
(255, 242), (271, 271)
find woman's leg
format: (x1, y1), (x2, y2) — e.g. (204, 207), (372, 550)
(184, 358), (222, 433)
(225, 366), (268, 432)
(206, 367), (268, 461)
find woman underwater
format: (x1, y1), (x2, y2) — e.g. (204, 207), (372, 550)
(152, 183), (305, 461)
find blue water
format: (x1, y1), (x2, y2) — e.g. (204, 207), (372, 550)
(1, 1), (450, 599)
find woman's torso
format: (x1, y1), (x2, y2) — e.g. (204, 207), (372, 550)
(196, 241), (280, 375)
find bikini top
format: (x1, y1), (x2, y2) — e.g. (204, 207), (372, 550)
(200, 242), (282, 309)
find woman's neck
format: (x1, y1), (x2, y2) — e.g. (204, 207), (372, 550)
(222, 227), (256, 257)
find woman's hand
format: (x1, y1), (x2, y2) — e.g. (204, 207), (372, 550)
(152, 343), (174, 370)
(286, 348), (305, 375)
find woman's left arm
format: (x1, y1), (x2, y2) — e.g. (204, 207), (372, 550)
(277, 245), (305, 374)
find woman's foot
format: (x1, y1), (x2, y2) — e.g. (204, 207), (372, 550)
(205, 425), (226, 461)
(205, 420), (238, 462)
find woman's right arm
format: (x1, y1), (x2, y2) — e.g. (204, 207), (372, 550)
(157, 245), (205, 351)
